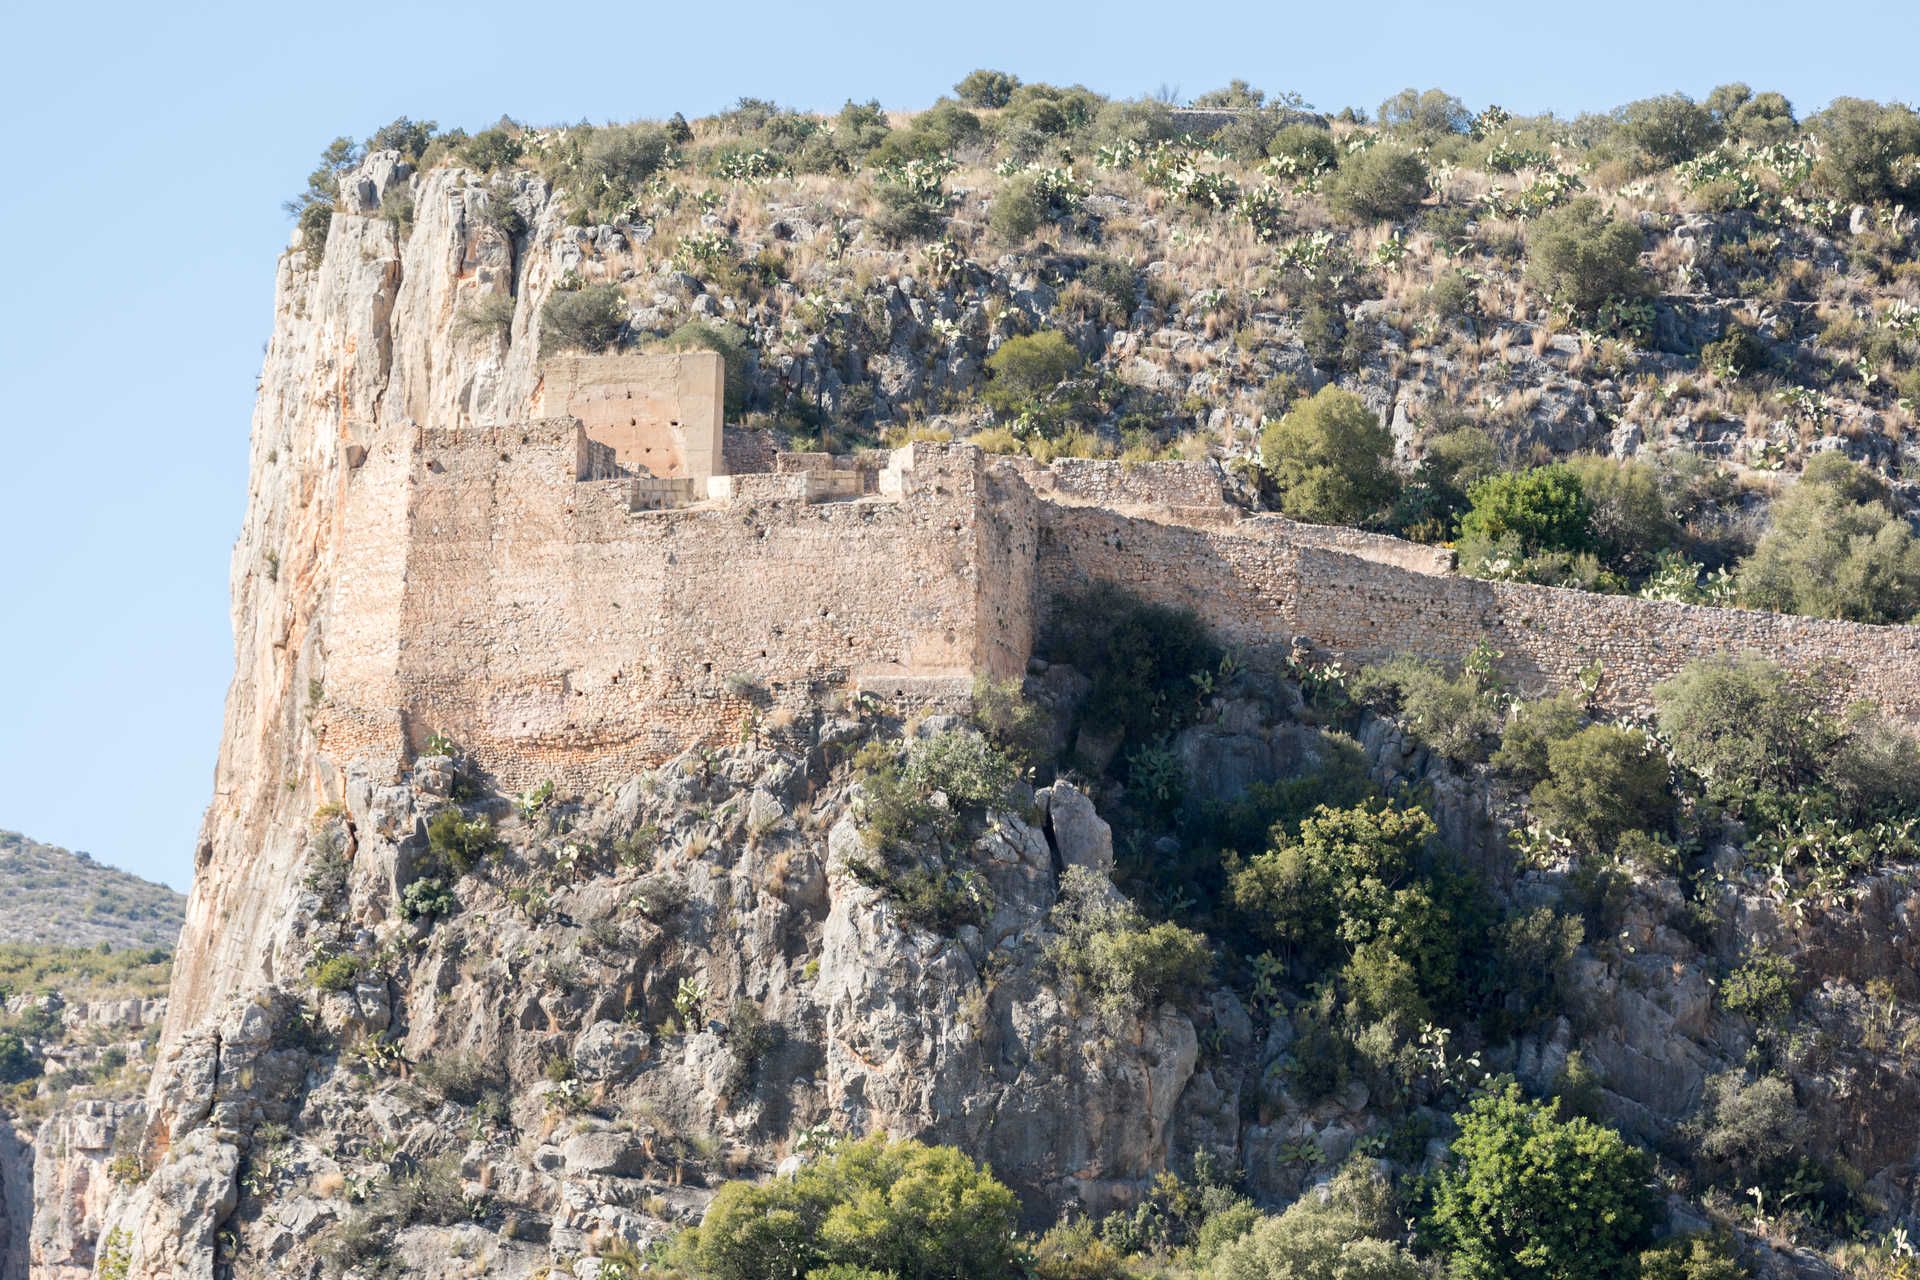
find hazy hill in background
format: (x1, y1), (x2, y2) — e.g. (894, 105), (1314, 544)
(0, 830), (185, 949)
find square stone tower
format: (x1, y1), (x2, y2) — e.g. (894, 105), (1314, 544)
(535, 350), (726, 481)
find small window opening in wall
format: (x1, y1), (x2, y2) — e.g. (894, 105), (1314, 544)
(630, 418), (637, 427)
(703, 662), (713, 673)
(670, 420), (680, 427)
(759, 649), (768, 658)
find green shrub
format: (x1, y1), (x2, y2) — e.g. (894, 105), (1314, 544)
(1685, 1070), (1808, 1187)
(1457, 465), (1595, 572)
(1259, 386), (1399, 525)
(1810, 98), (1920, 203)
(1636, 1235), (1750, 1280)
(539, 283), (625, 355)
(662, 321), (750, 416)
(1720, 951), (1797, 1027)
(1266, 124), (1337, 174)
(1047, 867), (1213, 1024)
(452, 293), (516, 343)
(1736, 453), (1920, 624)
(988, 174), (1044, 243)
(1653, 654), (1834, 801)
(955, 69), (1020, 109)
(0, 1031), (39, 1085)
(1208, 1160), (1421, 1280)
(1617, 94), (1719, 166)
(1230, 802), (1439, 969)
(454, 126), (523, 172)
(1351, 653), (1507, 763)
(1377, 87), (1471, 137)
(307, 953), (363, 993)
(399, 877), (454, 922)
(1529, 725), (1675, 848)
(1426, 1082), (1657, 1280)
(1326, 145), (1429, 223)
(666, 1136), (1021, 1280)
(970, 675), (1050, 766)
(1524, 197), (1647, 314)
(1562, 456), (1682, 578)
(1491, 691), (1587, 786)
(983, 331), (1083, 417)
(426, 808), (497, 876)
(1044, 583), (1220, 754)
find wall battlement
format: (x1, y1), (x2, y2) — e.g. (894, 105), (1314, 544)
(312, 420), (1920, 796)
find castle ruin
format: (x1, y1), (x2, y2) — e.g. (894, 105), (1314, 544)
(312, 352), (1920, 795)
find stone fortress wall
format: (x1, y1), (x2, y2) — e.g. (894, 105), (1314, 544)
(311, 353), (1920, 794)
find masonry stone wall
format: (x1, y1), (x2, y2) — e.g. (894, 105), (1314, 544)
(313, 437), (1920, 799)
(315, 427), (996, 793)
(1035, 502), (1920, 720)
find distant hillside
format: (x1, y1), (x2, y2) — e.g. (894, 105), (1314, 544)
(0, 831), (184, 949)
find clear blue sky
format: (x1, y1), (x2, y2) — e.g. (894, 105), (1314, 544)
(1, 0), (1915, 890)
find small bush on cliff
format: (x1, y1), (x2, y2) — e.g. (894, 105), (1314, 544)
(1425, 1082), (1658, 1280)
(1735, 453), (1920, 624)
(1617, 93), (1719, 167)
(1260, 386), (1399, 526)
(1653, 654), (1834, 803)
(426, 807), (497, 876)
(1351, 650), (1508, 764)
(666, 1135), (1021, 1280)
(983, 330), (1084, 418)
(539, 283), (625, 355)
(1326, 145), (1429, 223)
(1491, 690), (1588, 786)
(1635, 1235), (1750, 1280)
(1524, 197), (1648, 314)
(1530, 725), (1676, 848)
(1047, 867), (1213, 1025)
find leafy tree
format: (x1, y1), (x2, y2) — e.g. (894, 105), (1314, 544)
(1456, 465), (1594, 569)
(954, 69), (1020, 109)
(666, 1136), (1021, 1280)
(1529, 725), (1675, 848)
(1192, 79), (1268, 110)
(1684, 1071), (1808, 1189)
(1426, 1082), (1658, 1280)
(1377, 88), (1471, 137)
(1653, 654), (1836, 801)
(1525, 197), (1647, 313)
(1260, 387), (1399, 525)
(1563, 456), (1682, 577)
(539, 283), (626, 355)
(983, 331), (1083, 417)
(1736, 453), (1920, 624)
(1326, 145), (1429, 223)
(1230, 802), (1438, 969)
(1810, 98), (1920, 203)
(1617, 94), (1719, 166)
(367, 116), (439, 160)
(1705, 84), (1796, 143)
